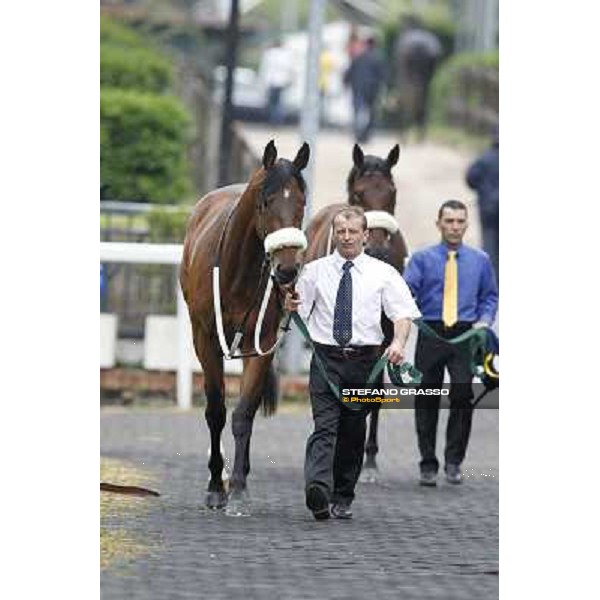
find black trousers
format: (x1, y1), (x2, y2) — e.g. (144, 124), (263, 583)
(414, 321), (475, 473)
(305, 345), (380, 505)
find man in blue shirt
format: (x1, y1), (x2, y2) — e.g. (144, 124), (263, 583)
(404, 199), (498, 486)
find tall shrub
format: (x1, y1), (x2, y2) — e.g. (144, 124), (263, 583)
(100, 17), (193, 202)
(100, 89), (191, 202)
(429, 51), (499, 126)
(101, 45), (173, 93)
(101, 16), (148, 49)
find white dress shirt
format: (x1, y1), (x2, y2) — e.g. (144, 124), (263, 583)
(296, 250), (421, 346)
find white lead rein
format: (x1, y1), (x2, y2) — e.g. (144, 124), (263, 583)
(213, 266), (285, 359)
(213, 227), (307, 359)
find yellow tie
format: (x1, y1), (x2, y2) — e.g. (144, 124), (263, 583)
(442, 250), (458, 327)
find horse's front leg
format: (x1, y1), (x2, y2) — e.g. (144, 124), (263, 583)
(226, 357), (276, 516)
(205, 387), (228, 508)
(194, 330), (228, 509)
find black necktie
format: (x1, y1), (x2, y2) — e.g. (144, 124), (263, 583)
(333, 261), (354, 346)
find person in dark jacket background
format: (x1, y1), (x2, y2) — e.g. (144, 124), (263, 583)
(394, 16), (442, 139)
(344, 36), (386, 143)
(466, 129), (499, 281)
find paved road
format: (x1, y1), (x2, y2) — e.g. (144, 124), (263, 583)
(101, 406), (498, 599)
(238, 125), (480, 252)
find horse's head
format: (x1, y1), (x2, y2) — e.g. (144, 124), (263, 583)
(257, 140), (310, 287)
(347, 143), (400, 264)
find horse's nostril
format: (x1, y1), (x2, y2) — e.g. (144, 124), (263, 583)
(274, 266), (297, 285)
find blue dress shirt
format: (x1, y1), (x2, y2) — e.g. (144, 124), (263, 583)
(404, 243), (498, 325)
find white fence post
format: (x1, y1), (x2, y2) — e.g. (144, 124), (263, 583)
(176, 285), (193, 410)
(99, 242), (192, 410)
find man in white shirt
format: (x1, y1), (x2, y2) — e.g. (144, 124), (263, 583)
(285, 207), (420, 520)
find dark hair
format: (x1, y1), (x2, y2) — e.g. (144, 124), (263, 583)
(437, 199), (467, 220)
(333, 206), (368, 231)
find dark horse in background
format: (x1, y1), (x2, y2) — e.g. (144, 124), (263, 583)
(304, 143), (409, 480)
(180, 140), (310, 515)
(394, 18), (442, 139)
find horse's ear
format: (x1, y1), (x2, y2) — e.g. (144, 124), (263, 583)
(387, 144), (400, 167)
(293, 142), (310, 171)
(352, 144), (364, 168)
(262, 140), (277, 170)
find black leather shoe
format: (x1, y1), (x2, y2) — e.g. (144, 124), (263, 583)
(331, 503), (353, 520)
(306, 484), (330, 520)
(419, 470), (437, 487)
(445, 464), (463, 485)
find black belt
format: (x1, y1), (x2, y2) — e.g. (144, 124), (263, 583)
(313, 342), (380, 360)
(421, 320), (474, 336)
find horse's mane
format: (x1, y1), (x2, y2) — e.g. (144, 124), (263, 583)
(346, 156), (392, 194)
(248, 159), (306, 205)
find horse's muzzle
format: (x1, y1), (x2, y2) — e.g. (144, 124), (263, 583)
(273, 264), (299, 286)
(365, 245), (392, 264)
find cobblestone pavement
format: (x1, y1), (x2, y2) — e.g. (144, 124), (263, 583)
(101, 406), (498, 599)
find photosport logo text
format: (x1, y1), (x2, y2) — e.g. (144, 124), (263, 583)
(341, 387), (450, 405)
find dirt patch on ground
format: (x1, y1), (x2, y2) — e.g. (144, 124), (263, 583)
(100, 457), (160, 569)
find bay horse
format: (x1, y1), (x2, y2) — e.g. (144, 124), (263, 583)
(304, 143), (408, 478)
(180, 140), (310, 515)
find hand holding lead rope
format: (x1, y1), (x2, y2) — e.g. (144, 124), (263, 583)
(284, 291), (301, 312)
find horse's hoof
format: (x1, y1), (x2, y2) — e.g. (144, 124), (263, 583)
(225, 489), (251, 517)
(359, 466), (379, 484)
(205, 490), (228, 510)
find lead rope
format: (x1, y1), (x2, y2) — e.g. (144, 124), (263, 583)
(290, 312), (422, 411)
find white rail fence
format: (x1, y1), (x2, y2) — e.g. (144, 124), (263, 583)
(100, 242), (193, 409)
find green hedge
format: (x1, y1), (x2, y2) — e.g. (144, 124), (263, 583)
(101, 45), (173, 93)
(147, 206), (190, 243)
(101, 16), (148, 49)
(429, 51), (499, 125)
(100, 88), (192, 202)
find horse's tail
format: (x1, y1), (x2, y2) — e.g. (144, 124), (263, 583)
(260, 363), (279, 417)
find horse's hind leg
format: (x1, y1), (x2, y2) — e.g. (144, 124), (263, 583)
(194, 329), (228, 509)
(360, 408), (380, 484)
(362, 316), (393, 481)
(226, 357), (275, 516)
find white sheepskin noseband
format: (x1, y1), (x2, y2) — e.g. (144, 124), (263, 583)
(264, 227), (308, 254)
(365, 210), (399, 234)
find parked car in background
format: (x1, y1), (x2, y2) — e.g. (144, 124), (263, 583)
(212, 65), (299, 123)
